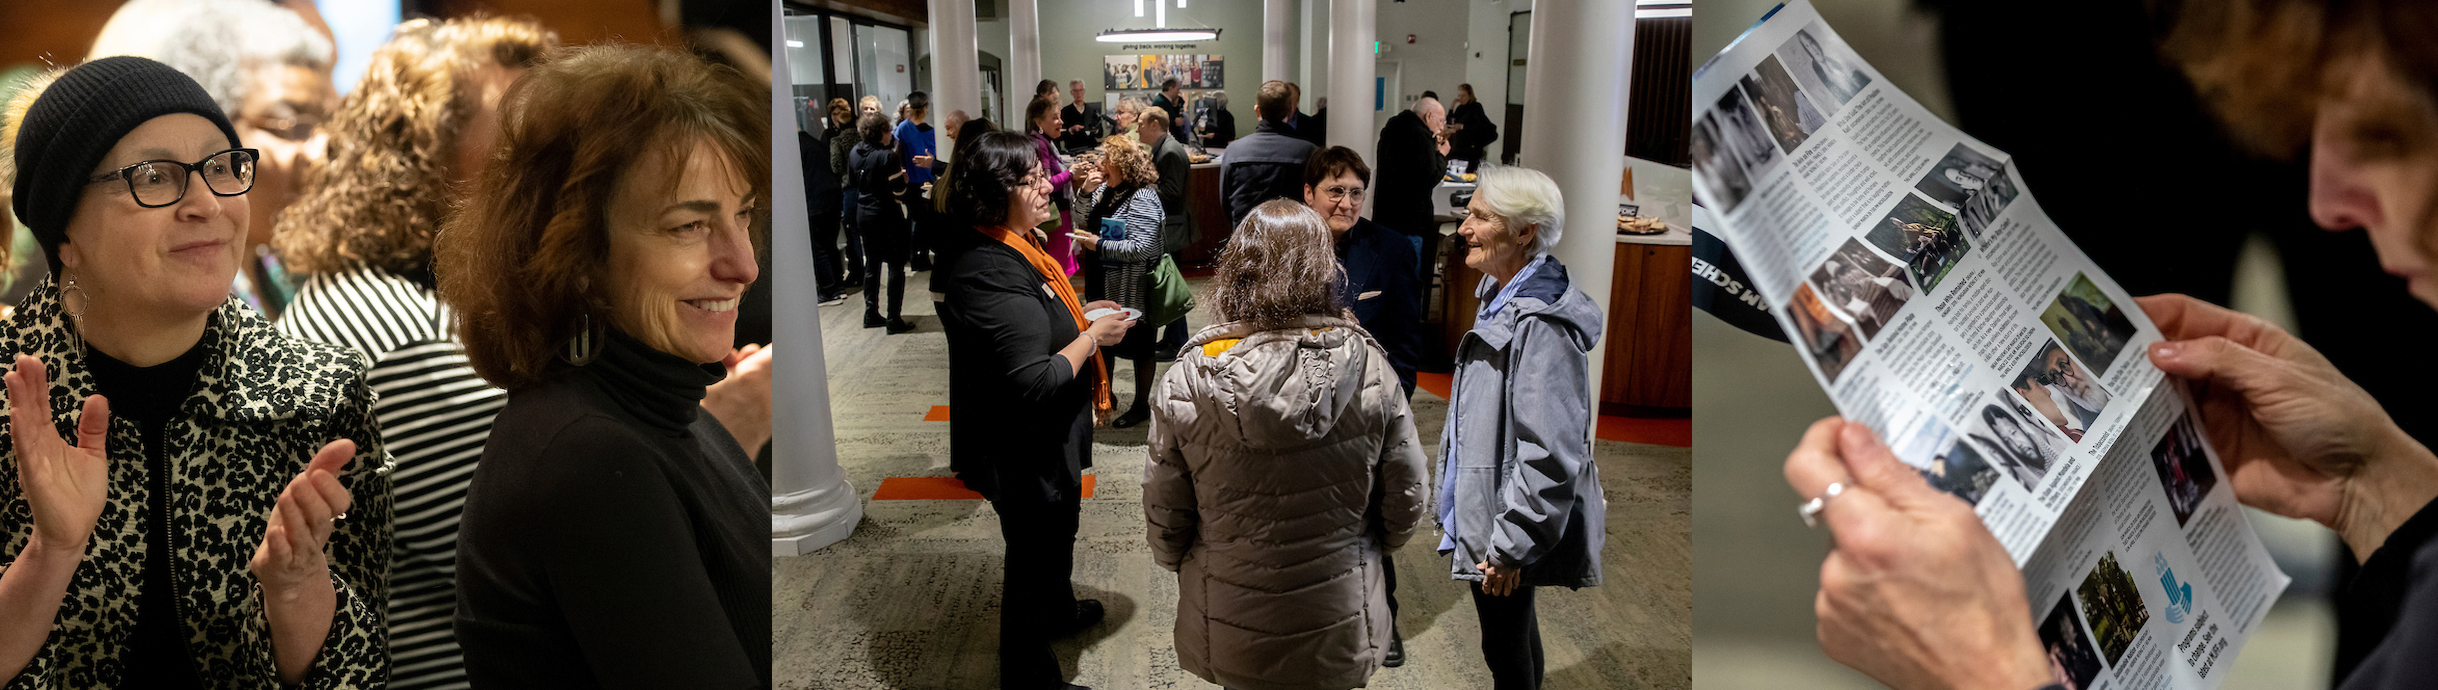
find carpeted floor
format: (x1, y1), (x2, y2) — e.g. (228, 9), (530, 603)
(779, 274), (1690, 689)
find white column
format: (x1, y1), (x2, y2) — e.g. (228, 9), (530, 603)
(928, 0), (982, 162)
(771, 2), (860, 557)
(1324, 0), (1372, 154)
(1010, 0), (1041, 109)
(1518, 0), (1633, 432)
(1263, 0), (1292, 84)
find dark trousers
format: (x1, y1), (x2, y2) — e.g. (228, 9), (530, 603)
(1470, 581), (1543, 690)
(813, 207), (843, 294)
(864, 259), (905, 319)
(991, 492), (1082, 689)
(841, 189), (865, 279)
(908, 217), (934, 270)
(1383, 549), (1401, 634)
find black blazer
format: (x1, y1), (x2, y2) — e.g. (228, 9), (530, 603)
(939, 235), (1095, 503)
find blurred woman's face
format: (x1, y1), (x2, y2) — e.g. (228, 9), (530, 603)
(2309, 53), (2438, 308)
(458, 63), (536, 184)
(603, 140), (759, 364)
(61, 113), (248, 321)
(450, 63), (528, 185)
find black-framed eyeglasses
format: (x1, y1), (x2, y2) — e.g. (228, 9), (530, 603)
(84, 148), (259, 208)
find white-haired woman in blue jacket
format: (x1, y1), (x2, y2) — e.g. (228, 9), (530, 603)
(1438, 165), (1606, 690)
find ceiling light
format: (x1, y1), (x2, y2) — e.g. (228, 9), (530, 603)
(1095, 28), (1220, 43)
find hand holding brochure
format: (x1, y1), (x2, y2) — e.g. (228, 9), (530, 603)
(1693, 3), (2289, 688)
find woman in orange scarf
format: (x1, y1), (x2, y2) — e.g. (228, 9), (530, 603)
(934, 130), (1134, 690)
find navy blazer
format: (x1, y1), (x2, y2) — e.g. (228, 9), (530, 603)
(1335, 217), (1424, 396)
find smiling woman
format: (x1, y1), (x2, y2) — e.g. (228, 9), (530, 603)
(431, 43), (773, 687)
(0, 55), (390, 688)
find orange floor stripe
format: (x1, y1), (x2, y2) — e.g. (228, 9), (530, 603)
(923, 405), (951, 421)
(871, 475), (1099, 500)
(1418, 371), (1687, 447)
(1598, 415), (1692, 447)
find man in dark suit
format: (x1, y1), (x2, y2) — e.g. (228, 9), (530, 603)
(1220, 80), (1318, 228)
(800, 122), (844, 303)
(1374, 96), (1452, 284)
(1284, 81), (1325, 147)
(1140, 107), (1198, 361)
(1300, 145), (1424, 668)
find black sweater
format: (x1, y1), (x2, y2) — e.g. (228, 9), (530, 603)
(2335, 496), (2438, 688)
(453, 332), (770, 688)
(88, 333), (212, 688)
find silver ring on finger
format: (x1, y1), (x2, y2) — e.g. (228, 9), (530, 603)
(1798, 482), (1846, 528)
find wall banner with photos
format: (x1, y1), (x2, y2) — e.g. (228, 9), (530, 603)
(1103, 54), (1224, 91)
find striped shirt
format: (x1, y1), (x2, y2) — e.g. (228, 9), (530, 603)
(1086, 185), (1167, 311)
(276, 266), (507, 690)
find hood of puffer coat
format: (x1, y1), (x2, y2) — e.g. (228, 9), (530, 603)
(1174, 314), (1382, 448)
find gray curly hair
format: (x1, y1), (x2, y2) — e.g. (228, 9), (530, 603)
(87, 0), (334, 118)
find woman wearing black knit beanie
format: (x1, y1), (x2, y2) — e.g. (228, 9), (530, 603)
(0, 56), (391, 687)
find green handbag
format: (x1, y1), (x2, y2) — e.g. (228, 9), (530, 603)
(1144, 254), (1195, 327)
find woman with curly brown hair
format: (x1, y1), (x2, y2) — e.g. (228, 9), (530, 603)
(265, 17), (555, 690)
(435, 43), (770, 686)
(1068, 135), (1164, 427)
(1142, 199), (1428, 690)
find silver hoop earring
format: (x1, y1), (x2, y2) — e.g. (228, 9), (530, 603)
(561, 312), (604, 366)
(60, 272), (88, 319)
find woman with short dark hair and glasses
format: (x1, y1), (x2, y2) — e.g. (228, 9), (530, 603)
(0, 56), (391, 687)
(938, 130), (1134, 690)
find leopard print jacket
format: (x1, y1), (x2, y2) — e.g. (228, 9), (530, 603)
(0, 280), (394, 688)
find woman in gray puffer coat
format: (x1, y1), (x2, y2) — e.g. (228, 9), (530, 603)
(1144, 200), (1431, 690)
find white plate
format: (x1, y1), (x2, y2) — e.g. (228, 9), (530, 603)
(1085, 307), (1142, 322)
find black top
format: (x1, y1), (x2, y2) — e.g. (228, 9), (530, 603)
(1373, 110), (1449, 238)
(1217, 119), (1317, 229)
(87, 330), (213, 689)
(1336, 217), (1425, 396)
(453, 331), (771, 689)
(1449, 100), (1498, 163)
(1060, 102), (1102, 152)
(939, 234), (1094, 504)
(2334, 496), (2438, 688)
(1199, 108), (1237, 149)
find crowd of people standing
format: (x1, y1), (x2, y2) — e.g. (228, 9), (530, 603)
(844, 68), (1596, 690)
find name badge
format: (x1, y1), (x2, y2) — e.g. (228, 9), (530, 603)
(1358, 291), (1382, 301)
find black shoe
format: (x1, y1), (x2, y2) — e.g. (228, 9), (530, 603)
(1383, 632), (1405, 667)
(819, 292), (846, 306)
(864, 313), (886, 328)
(1111, 405), (1151, 429)
(1153, 347), (1180, 363)
(1062, 599), (1105, 635)
(886, 318), (917, 334)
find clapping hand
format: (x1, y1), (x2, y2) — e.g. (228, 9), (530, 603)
(7, 354), (110, 551)
(249, 440), (357, 595)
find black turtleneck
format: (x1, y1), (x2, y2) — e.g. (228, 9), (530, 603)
(85, 326), (214, 689)
(451, 330), (770, 688)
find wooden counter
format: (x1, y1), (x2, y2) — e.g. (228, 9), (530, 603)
(1435, 236), (1692, 413)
